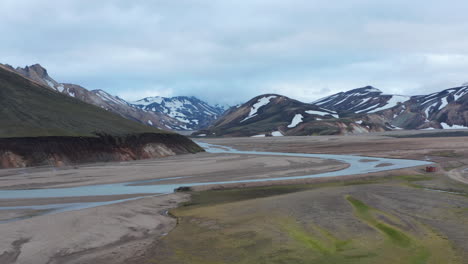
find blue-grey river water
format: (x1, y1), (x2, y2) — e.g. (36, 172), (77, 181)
(0, 142), (432, 221)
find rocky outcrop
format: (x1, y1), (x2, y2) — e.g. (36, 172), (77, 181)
(0, 133), (204, 169)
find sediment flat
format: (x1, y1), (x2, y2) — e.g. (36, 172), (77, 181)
(1, 134), (468, 264)
(0, 153), (346, 190)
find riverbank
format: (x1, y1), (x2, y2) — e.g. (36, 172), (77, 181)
(1, 135), (467, 263)
(139, 174), (468, 264)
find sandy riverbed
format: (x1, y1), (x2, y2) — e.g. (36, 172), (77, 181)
(1, 134), (468, 264)
(0, 147), (347, 263)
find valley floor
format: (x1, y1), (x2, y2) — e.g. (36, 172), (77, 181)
(1, 133), (468, 263)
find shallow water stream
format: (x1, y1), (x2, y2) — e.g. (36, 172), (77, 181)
(0, 142), (432, 221)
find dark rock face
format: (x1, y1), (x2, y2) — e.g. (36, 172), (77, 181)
(0, 133), (204, 168)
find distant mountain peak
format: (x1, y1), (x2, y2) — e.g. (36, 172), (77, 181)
(312, 86), (406, 114)
(132, 95), (225, 130)
(348, 86), (382, 94)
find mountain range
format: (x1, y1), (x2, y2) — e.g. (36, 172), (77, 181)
(0, 63), (224, 131)
(194, 85), (468, 137)
(0, 64), (203, 168)
(2, 62), (468, 138)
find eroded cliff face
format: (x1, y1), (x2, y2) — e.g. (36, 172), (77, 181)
(0, 133), (204, 169)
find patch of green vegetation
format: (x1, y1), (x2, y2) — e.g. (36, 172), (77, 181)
(155, 194), (460, 263)
(180, 185), (312, 207)
(282, 221), (332, 254)
(346, 196), (411, 247)
(148, 175), (464, 264)
(182, 176), (437, 208)
(409, 248), (431, 264)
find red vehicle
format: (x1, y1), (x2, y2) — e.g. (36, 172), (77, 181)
(426, 166), (438, 172)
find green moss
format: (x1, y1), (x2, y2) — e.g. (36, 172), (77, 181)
(346, 196), (412, 247)
(147, 176), (463, 264)
(374, 223), (411, 247)
(409, 248), (431, 264)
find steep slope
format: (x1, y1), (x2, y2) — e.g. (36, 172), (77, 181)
(313, 86), (409, 114)
(0, 66), (203, 168)
(194, 84), (468, 137)
(379, 85), (468, 130)
(1, 63), (192, 131)
(132, 96), (224, 130)
(194, 94), (389, 137)
(313, 84), (468, 131)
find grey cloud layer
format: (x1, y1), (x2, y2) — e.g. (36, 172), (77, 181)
(1, 0), (468, 105)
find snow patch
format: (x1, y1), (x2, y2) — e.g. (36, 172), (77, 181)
(366, 95), (409, 113)
(305, 110), (338, 118)
(96, 90), (126, 105)
(438, 96), (450, 109)
(441, 122), (468, 129)
(287, 114), (304, 128)
(133, 97), (163, 106)
(424, 102), (438, 118)
(272, 131), (284, 136)
(241, 96), (277, 122)
(251, 134), (266, 137)
(56, 84), (64, 93)
(45, 79), (55, 89)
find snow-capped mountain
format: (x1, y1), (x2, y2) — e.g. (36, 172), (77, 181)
(194, 83), (468, 137)
(312, 84), (468, 131)
(1, 63), (215, 131)
(313, 86), (409, 114)
(194, 94), (388, 137)
(132, 96), (224, 130)
(412, 86), (468, 121)
(383, 85), (468, 130)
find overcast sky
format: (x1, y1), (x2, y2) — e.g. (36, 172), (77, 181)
(2, 0), (468, 105)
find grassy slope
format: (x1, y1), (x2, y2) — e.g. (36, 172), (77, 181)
(0, 67), (167, 138)
(146, 175), (468, 264)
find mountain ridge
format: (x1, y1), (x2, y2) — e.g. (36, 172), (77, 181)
(1, 63), (223, 131)
(0, 65), (203, 168)
(194, 84), (468, 137)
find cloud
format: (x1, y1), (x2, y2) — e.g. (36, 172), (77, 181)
(1, 0), (468, 105)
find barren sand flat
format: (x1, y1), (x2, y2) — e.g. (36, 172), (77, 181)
(0, 153), (345, 190)
(0, 147), (348, 264)
(0, 193), (189, 264)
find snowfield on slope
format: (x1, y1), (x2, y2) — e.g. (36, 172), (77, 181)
(241, 96), (277, 122)
(305, 110), (339, 118)
(287, 114), (303, 128)
(441, 123), (468, 129)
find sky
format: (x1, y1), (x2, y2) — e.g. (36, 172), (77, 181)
(2, 0), (468, 106)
